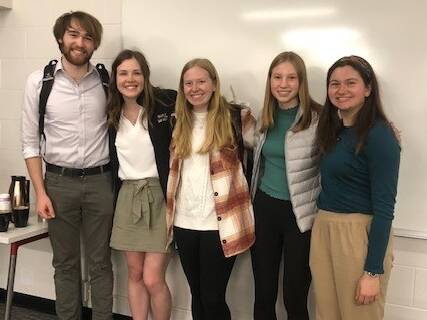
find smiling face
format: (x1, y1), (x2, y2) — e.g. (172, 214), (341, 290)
(59, 18), (95, 66)
(182, 66), (215, 112)
(328, 65), (371, 124)
(116, 57), (144, 101)
(270, 61), (299, 109)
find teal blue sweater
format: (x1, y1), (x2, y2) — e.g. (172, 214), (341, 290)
(317, 121), (400, 274)
(259, 106), (298, 200)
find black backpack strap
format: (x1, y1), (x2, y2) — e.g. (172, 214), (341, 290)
(39, 59), (58, 140)
(38, 61), (109, 157)
(229, 104), (244, 162)
(95, 63), (110, 97)
(229, 103), (253, 183)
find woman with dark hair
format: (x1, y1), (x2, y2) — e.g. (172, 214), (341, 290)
(250, 51), (321, 320)
(166, 58), (256, 320)
(108, 49), (176, 320)
(311, 55), (400, 319)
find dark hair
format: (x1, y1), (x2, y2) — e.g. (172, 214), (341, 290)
(53, 11), (103, 50)
(316, 55), (390, 153)
(107, 49), (156, 129)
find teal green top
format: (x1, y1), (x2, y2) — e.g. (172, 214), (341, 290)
(259, 106), (298, 200)
(317, 121), (400, 274)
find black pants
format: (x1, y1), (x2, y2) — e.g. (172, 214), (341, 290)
(174, 227), (236, 320)
(251, 190), (311, 320)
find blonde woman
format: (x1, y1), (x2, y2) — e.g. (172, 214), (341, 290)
(250, 52), (321, 320)
(166, 58), (255, 320)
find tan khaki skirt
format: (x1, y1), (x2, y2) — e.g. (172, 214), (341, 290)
(309, 210), (393, 320)
(110, 178), (169, 253)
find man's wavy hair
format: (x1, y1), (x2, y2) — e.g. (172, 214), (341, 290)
(53, 11), (103, 51)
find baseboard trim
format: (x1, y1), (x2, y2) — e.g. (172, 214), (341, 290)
(0, 289), (131, 319)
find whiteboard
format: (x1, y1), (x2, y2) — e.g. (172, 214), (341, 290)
(122, 0), (427, 233)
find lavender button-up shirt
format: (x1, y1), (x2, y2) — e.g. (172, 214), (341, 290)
(21, 58), (109, 169)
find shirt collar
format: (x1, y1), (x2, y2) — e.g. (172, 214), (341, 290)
(54, 57), (96, 77)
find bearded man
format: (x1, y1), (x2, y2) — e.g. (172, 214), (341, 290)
(21, 11), (114, 320)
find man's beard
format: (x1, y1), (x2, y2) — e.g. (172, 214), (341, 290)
(61, 44), (93, 66)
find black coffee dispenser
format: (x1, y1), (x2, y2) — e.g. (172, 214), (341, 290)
(9, 176), (30, 227)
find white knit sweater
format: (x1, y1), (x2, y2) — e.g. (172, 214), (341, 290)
(174, 111), (218, 230)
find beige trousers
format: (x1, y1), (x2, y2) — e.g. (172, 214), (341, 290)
(309, 210), (393, 320)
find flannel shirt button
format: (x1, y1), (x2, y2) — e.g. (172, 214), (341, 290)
(222, 239), (227, 244)
(217, 216), (222, 221)
(214, 192), (218, 196)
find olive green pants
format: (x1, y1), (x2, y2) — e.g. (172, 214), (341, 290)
(45, 171), (114, 320)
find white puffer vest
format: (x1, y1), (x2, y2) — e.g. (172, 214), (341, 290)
(250, 109), (321, 232)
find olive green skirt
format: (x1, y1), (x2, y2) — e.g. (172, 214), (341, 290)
(110, 178), (169, 253)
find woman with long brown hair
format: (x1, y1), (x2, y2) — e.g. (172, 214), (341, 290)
(311, 55), (400, 319)
(108, 49), (176, 320)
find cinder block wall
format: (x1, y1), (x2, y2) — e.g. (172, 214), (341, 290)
(385, 236), (427, 319)
(0, 0), (122, 310)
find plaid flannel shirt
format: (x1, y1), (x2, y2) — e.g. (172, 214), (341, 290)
(166, 110), (256, 257)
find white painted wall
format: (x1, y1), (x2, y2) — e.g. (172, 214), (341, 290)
(0, 1), (427, 319)
(121, 0), (427, 235)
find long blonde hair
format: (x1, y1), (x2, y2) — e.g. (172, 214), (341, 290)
(260, 51), (321, 133)
(172, 58), (235, 158)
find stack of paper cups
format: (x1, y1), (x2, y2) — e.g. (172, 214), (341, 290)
(0, 193), (11, 212)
